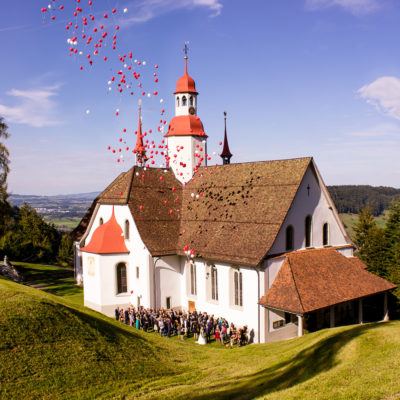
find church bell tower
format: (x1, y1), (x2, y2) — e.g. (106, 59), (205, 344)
(164, 44), (207, 184)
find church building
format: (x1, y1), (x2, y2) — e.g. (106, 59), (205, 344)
(72, 54), (396, 343)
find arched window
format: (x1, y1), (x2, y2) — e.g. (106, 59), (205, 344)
(286, 225), (294, 251)
(234, 270), (243, 307)
(305, 215), (312, 248)
(99, 218), (104, 225)
(124, 220), (130, 240)
(182, 96), (187, 106)
(176, 96), (180, 107)
(211, 266), (218, 301)
(116, 263), (127, 294)
(189, 96), (193, 106)
(190, 263), (197, 295)
(323, 223), (329, 246)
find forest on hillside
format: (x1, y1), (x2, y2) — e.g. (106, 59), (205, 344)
(327, 185), (400, 216)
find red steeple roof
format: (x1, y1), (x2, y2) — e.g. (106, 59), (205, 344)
(174, 57), (198, 94)
(134, 106), (146, 154)
(220, 112), (232, 163)
(81, 207), (129, 254)
(164, 115), (207, 138)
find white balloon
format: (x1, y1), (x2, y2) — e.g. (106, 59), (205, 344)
(160, 99), (164, 103)
(85, 109), (90, 114)
(143, 61), (146, 66)
(123, 8), (128, 13)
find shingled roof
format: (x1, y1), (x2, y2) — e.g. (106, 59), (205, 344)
(259, 248), (397, 314)
(73, 157), (312, 265)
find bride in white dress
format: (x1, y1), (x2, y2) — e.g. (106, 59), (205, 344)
(196, 326), (206, 345)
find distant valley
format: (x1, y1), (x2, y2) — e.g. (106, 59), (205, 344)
(9, 192), (100, 232)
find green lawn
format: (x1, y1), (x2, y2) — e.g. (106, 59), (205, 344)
(11, 261), (83, 305)
(1, 278), (400, 400)
(339, 211), (389, 240)
(43, 216), (81, 231)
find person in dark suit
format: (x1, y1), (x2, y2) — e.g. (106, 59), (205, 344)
(124, 309), (129, 325)
(167, 318), (172, 338)
(115, 306), (120, 321)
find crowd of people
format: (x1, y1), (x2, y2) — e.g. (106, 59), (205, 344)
(114, 305), (255, 347)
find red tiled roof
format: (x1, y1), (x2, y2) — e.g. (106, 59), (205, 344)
(80, 207), (129, 255)
(164, 115), (207, 138)
(259, 248), (396, 314)
(74, 157), (313, 265)
(174, 57), (197, 94)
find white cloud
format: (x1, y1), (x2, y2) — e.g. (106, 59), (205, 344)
(121, 0), (222, 25)
(357, 77), (400, 121)
(305, 0), (380, 15)
(0, 85), (62, 128)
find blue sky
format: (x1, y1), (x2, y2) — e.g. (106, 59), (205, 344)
(0, 0), (399, 195)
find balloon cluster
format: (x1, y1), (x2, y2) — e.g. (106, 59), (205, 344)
(41, 1), (224, 259)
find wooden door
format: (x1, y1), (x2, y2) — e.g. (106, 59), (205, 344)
(188, 301), (195, 313)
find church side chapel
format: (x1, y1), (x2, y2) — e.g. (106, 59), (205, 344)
(72, 50), (396, 343)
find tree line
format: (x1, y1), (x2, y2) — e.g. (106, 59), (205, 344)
(354, 201), (400, 304)
(0, 118), (73, 265)
(328, 185), (400, 216)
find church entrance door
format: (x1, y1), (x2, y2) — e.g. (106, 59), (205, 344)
(188, 301), (195, 313)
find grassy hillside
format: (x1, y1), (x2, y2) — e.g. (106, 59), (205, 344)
(1, 279), (400, 400)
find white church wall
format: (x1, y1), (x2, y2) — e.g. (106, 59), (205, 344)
(181, 259), (261, 342)
(98, 254), (130, 316)
(82, 253), (102, 311)
(268, 164), (351, 255)
(155, 256), (183, 310)
(267, 257), (285, 287)
(336, 247), (354, 257)
(167, 135), (206, 184)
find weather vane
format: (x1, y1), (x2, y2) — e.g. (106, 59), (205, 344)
(183, 41), (190, 58)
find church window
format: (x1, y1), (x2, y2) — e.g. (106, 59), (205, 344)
(176, 96), (180, 107)
(305, 215), (312, 248)
(211, 266), (218, 301)
(99, 218), (104, 225)
(182, 96), (187, 106)
(124, 220), (130, 240)
(190, 263), (197, 295)
(234, 270), (243, 307)
(285, 225), (294, 251)
(116, 263), (127, 294)
(166, 296), (171, 309)
(323, 223), (329, 246)
(189, 96), (193, 106)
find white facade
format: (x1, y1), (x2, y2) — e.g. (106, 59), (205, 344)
(166, 135), (207, 184)
(175, 93), (197, 116)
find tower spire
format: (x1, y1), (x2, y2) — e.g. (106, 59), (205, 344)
(220, 111), (232, 165)
(133, 100), (147, 166)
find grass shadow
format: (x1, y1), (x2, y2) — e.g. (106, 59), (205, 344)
(188, 323), (385, 400)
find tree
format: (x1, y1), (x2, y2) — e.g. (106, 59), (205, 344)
(0, 203), (60, 262)
(58, 234), (73, 265)
(385, 199), (400, 300)
(0, 117), (10, 235)
(353, 206), (391, 278)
